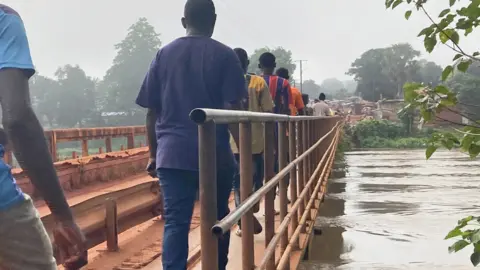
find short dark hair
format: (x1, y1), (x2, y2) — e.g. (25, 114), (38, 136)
(233, 48), (248, 69)
(184, 0), (216, 31)
(259, 52), (276, 69)
(301, 94), (309, 105)
(275, 67), (289, 80)
(319, 93), (326, 101)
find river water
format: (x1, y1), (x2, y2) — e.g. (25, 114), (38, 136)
(303, 150), (480, 270)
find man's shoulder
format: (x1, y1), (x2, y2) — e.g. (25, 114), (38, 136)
(249, 75), (267, 90)
(0, 4), (20, 16)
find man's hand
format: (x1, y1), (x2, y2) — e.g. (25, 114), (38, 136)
(52, 219), (87, 269)
(146, 158), (157, 178)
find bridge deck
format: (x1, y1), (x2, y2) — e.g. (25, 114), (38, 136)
(142, 189), (322, 270)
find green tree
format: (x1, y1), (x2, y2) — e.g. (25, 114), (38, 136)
(343, 79), (358, 93)
(54, 65), (97, 128)
(301, 79), (322, 99)
(385, 0), (480, 265)
(30, 74), (61, 128)
(347, 44), (421, 101)
(319, 78), (345, 95)
(100, 17), (161, 125)
(248, 47), (296, 75)
(417, 59), (443, 86)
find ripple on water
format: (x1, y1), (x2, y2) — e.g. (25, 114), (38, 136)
(308, 150), (477, 269)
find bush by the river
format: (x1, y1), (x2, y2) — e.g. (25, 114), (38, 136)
(351, 119), (431, 149)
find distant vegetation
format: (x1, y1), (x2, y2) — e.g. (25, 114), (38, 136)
(349, 119), (433, 149)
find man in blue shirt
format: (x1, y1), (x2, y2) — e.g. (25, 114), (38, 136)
(0, 5), (87, 269)
(136, 1), (247, 269)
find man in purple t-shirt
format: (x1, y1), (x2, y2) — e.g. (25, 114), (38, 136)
(135, 1), (246, 269)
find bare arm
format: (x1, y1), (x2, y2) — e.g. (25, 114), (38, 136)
(146, 108), (157, 159)
(0, 69), (72, 221)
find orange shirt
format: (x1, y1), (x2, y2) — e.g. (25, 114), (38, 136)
(290, 87), (305, 116)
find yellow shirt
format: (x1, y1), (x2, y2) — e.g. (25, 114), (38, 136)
(230, 74), (274, 154)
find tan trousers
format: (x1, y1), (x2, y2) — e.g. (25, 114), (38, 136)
(0, 195), (56, 270)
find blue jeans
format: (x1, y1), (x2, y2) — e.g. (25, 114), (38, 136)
(232, 153), (264, 208)
(157, 166), (234, 270)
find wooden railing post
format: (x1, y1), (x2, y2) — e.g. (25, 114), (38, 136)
(198, 121), (218, 270)
(239, 122), (254, 270)
(263, 122), (276, 270)
(127, 128), (135, 149)
(81, 139), (89, 157)
(105, 137), (112, 153)
(288, 121), (299, 249)
(49, 131), (58, 162)
(278, 121), (289, 269)
(297, 121), (305, 228)
(105, 199), (118, 252)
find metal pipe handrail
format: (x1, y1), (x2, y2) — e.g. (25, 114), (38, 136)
(211, 121), (340, 236)
(276, 128), (340, 269)
(190, 108), (337, 124)
(258, 126), (341, 269)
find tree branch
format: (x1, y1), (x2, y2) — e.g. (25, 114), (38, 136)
(414, 1), (480, 62)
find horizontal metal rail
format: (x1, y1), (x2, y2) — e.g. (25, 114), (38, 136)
(190, 108), (334, 124)
(258, 125), (341, 269)
(276, 128), (340, 269)
(212, 121), (340, 235)
(191, 108), (343, 270)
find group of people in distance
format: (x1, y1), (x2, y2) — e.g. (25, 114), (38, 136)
(0, 1), (333, 270)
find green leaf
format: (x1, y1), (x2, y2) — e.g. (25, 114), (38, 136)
(426, 145), (437, 159)
(392, 0), (403, 9)
(445, 228), (463, 239)
(405, 10), (412, 20)
(450, 31), (460, 44)
(418, 25), (435, 37)
(424, 36), (437, 53)
(469, 144), (480, 159)
(449, 240), (470, 253)
(470, 231), (480, 244)
(461, 135), (474, 152)
(434, 85), (450, 95)
(473, 52), (480, 57)
(449, 0), (456, 6)
(442, 66), (454, 81)
(453, 54), (463, 61)
(458, 60), (472, 72)
(471, 252), (480, 266)
(439, 9), (451, 17)
(458, 216), (474, 226)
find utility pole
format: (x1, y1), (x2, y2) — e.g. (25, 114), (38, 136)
(294, 60), (307, 93)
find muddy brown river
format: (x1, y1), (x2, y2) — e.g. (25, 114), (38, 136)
(303, 150), (480, 270)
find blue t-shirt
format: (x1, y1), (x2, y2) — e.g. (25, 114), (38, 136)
(136, 36), (247, 171)
(0, 4), (32, 210)
(0, 145), (24, 210)
(0, 5), (35, 77)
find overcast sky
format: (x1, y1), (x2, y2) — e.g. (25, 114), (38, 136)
(4, 0), (479, 83)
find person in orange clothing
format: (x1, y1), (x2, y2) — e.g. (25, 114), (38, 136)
(275, 68), (305, 116)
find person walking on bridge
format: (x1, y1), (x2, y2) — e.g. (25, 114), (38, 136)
(275, 67), (305, 116)
(230, 48), (274, 237)
(0, 4), (87, 270)
(136, 1), (247, 269)
(313, 93), (331, 117)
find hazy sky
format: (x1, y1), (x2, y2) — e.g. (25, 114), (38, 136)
(4, 0), (479, 83)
